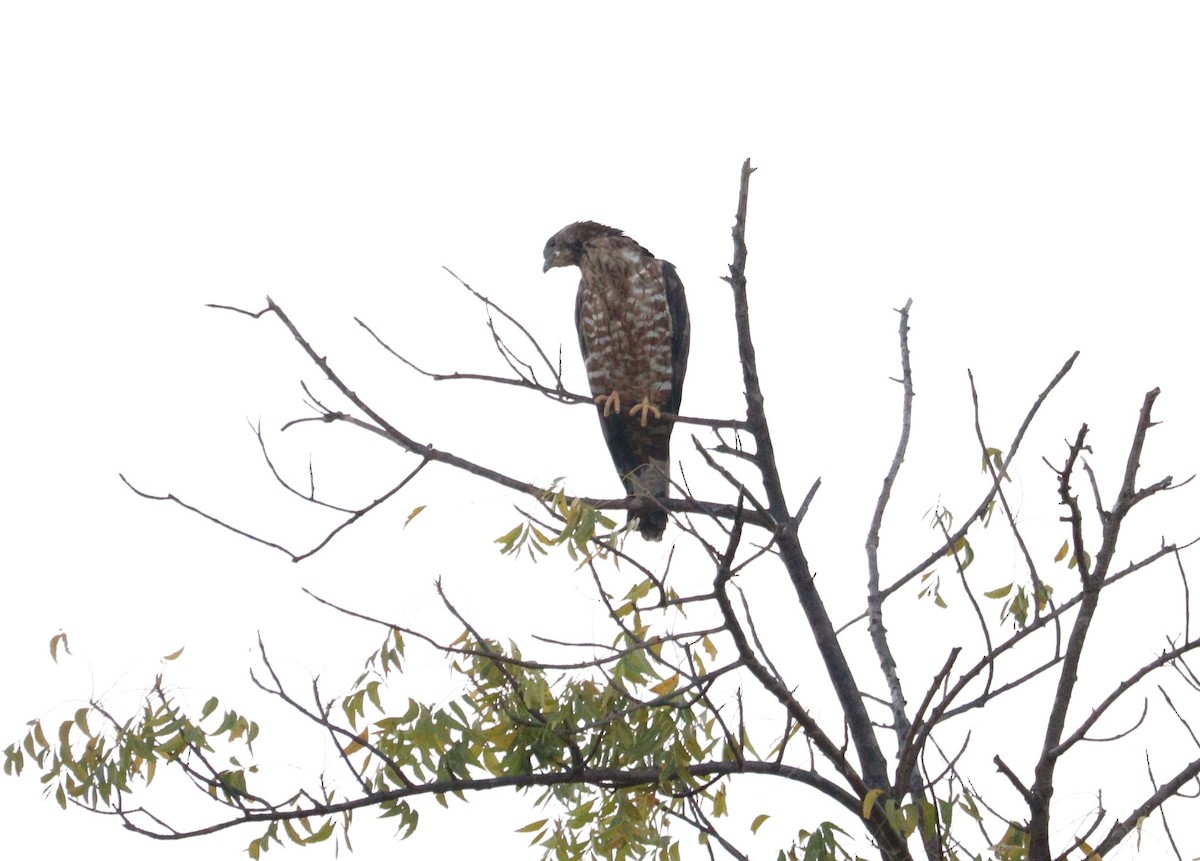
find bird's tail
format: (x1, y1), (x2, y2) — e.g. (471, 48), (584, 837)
(629, 507), (667, 541)
(625, 458), (670, 541)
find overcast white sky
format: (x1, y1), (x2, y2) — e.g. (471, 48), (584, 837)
(3, 3), (1199, 859)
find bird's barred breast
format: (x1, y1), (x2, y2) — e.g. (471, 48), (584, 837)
(579, 253), (676, 405)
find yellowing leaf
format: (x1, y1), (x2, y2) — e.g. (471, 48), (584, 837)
(404, 505), (426, 528)
(344, 727), (368, 756)
(650, 674), (680, 697)
(1054, 540), (1069, 562)
(49, 632), (70, 664)
(163, 646), (185, 661)
(984, 583), (1013, 600)
(702, 636), (718, 660)
(750, 813), (770, 834)
(863, 788), (885, 819)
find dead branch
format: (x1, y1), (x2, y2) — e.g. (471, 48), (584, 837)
(1053, 636), (1200, 757)
(865, 299), (916, 755)
(1029, 389), (1170, 858)
(356, 312), (745, 430)
(1092, 756), (1200, 858)
(881, 351), (1079, 601)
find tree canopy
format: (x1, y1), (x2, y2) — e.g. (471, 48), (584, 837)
(6, 162), (1199, 861)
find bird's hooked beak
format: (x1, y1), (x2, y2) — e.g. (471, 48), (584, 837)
(542, 248), (564, 273)
(542, 243), (569, 273)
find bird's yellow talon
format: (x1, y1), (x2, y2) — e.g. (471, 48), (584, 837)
(595, 391), (622, 417)
(629, 397), (661, 427)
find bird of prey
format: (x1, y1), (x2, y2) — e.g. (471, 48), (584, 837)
(542, 221), (690, 540)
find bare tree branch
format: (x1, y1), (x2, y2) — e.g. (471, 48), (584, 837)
(865, 299), (916, 756)
(881, 351), (1079, 601)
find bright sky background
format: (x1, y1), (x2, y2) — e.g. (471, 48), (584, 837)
(3, 3), (1199, 859)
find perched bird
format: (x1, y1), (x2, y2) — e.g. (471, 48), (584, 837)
(542, 221), (690, 540)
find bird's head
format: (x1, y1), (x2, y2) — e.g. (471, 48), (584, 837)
(542, 221), (624, 273)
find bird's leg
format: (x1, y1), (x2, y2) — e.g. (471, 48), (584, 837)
(629, 395), (662, 428)
(594, 391), (622, 417)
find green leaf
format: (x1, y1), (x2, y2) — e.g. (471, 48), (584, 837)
(399, 699), (421, 724)
(517, 818), (549, 833)
(214, 710), (238, 735)
(494, 524), (523, 549)
(937, 797), (954, 829)
(750, 813), (770, 834)
(712, 784), (727, 817)
(399, 802), (419, 838)
(200, 697), (219, 721)
(624, 578), (654, 602)
(984, 583), (1013, 599)
(959, 792), (982, 822)
(160, 734), (187, 759)
(304, 819), (335, 844)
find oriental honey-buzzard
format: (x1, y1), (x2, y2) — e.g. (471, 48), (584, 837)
(543, 221), (690, 540)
